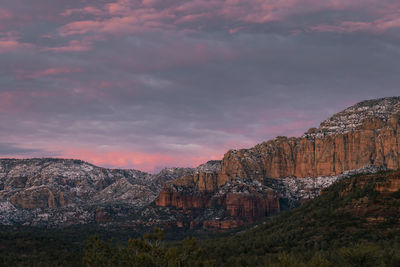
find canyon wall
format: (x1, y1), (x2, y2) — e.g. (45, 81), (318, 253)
(219, 115), (400, 185)
(156, 97), (400, 229)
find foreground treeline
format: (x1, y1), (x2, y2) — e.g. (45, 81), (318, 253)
(83, 228), (399, 267)
(83, 227), (213, 266)
(1, 170), (399, 266)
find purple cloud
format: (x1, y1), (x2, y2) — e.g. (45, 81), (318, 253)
(0, 0), (400, 172)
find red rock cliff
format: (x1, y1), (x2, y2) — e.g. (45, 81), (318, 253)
(219, 102), (400, 185)
(155, 97), (400, 229)
(155, 185), (210, 209)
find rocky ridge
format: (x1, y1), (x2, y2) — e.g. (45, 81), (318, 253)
(304, 97), (400, 138)
(1, 97), (400, 229)
(0, 158), (177, 226)
(155, 97), (400, 228)
(0, 158), (228, 227)
(218, 97), (400, 182)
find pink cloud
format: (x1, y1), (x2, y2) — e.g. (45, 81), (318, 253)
(52, 0), (400, 38)
(311, 22), (371, 33)
(0, 8), (13, 20)
(175, 13), (210, 24)
(59, 6), (177, 36)
(0, 90), (57, 114)
(375, 16), (400, 31)
(61, 147), (224, 173)
(0, 33), (33, 53)
(44, 40), (92, 52)
(0, 92), (15, 113)
(107, 0), (132, 15)
(311, 17), (400, 34)
(59, 21), (103, 36)
(19, 67), (85, 79)
(61, 6), (104, 17)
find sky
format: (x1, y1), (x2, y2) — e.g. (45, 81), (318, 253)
(1, 0), (400, 173)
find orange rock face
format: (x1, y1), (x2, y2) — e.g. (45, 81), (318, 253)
(155, 98), (400, 229)
(155, 178), (280, 229)
(219, 116), (400, 184)
(155, 185), (210, 209)
(223, 191), (280, 218)
(168, 171), (219, 192)
(155, 116), (400, 229)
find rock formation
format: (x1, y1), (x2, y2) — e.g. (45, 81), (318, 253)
(219, 97), (400, 184)
(155, 97), (400, 229)
(0, 158), (161, 226)
(1, 97), (400, 230)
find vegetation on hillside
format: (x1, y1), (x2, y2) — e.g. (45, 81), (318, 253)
(198, 170), (400, 266)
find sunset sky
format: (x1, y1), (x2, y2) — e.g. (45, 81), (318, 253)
(1, 0), (400, 172)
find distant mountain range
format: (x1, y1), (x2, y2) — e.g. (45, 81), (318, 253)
(1, 97), (400, 229)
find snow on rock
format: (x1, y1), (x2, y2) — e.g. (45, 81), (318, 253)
(0, 158), (163, 227)
(303, 97), (400, 138)
(266, 165), (385, 208)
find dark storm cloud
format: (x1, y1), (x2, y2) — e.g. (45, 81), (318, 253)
(1, 0), (400, 171)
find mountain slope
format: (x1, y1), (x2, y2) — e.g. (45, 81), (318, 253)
(1, 170), (399, 266)
(0, 158), (159, 226)
(199, 170), (400, 266)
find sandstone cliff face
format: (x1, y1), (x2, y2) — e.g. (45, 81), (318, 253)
(156, 97), (400, 229)
(219, 99), (400, 185)
(156, 176), (280, 229)
(223, 190), (280, 218)
(156, 186), (211, 209)
(157, 180), (280, 218)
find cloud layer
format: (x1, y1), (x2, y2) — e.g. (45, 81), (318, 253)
(1, 0), (400, 172)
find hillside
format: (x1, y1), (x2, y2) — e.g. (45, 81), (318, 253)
(9, 169), (397, 266)
(0, 158), (157, 226)
(0, 158), (222, 228)
(198, 170), (400, 266)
